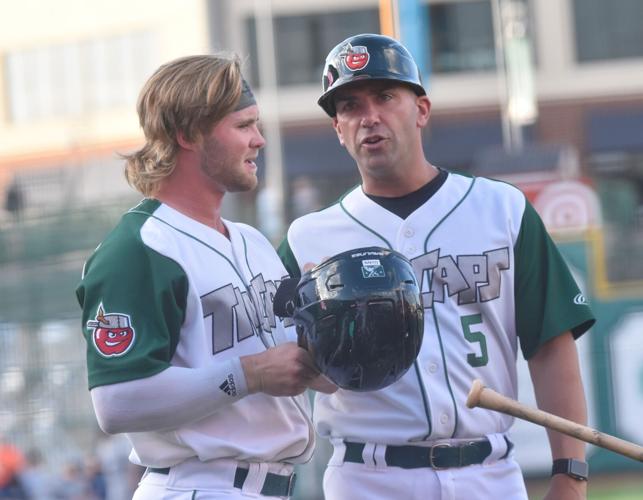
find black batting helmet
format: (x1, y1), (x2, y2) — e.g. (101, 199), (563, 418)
(275, 247), (424, 392)
(318, 33), (426, 117)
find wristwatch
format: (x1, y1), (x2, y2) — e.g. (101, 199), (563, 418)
(551, 458), (589, 481)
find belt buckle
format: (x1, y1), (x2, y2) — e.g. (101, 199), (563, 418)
(428, 443), (451, 470)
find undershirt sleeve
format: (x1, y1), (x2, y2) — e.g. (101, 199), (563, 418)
(90, 358), (249, 434)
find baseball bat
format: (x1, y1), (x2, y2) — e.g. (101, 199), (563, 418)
(466, 379), (643, 462)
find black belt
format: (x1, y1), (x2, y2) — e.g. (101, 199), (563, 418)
(343, 437), (512, 470)
(147, 466), (297, 497)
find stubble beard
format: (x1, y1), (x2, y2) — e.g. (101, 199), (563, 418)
(354, 146), (395, 181)
(200, 141), (258, 193)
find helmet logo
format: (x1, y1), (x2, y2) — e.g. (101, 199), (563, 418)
(87, 304), (136, 357)
(361, 259), (385, 278)
(340, 43), (370, 71)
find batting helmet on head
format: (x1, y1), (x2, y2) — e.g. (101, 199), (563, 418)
(318, 33), (426, 117)
(274, 247), (424, 392)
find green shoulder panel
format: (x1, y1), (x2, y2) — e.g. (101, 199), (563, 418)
(277, 238), (301, 279)
(514, 200), (595, 359)
(76, 200), (189, 389)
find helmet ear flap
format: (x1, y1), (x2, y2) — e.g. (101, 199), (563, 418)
(323, 65), (340, 93)
(273, 278), (299, 317)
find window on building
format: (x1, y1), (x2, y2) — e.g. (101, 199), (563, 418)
(245, 8), (380, 87)
(429, 0), (496, 73)
(245, 1), (537, 87)
(573, 0), (643, 62)
(5, 32), (157, 123)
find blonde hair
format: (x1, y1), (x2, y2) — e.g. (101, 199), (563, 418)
(124, 54), (245, 196)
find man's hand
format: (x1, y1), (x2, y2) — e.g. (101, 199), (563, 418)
(309, 373), (338, 394)
(240, 342), (337, 396)
(243, 258), (340, 397)
(303, 261), (321, 272)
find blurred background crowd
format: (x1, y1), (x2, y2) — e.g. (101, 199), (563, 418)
(1, 0), (642, 498)
(0, 432), (141, 499)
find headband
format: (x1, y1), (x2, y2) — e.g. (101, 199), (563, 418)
(234, 79), (257, 111)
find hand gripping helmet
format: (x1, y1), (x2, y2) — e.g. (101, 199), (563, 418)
(275, 247), (424, 391)
(318, 33), (426, 117)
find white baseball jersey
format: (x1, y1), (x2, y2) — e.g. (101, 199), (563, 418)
(279, 172), (594, 445)
(76, 199), (314, 467)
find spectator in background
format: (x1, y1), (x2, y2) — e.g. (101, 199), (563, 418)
(84, 456), (106, 500)
(0, 435), (26, 499)
(50, 461), (90, 500)
(94, 432), (137, 500)
(4, 182), (24, 218)
(17, 448), (55, 500)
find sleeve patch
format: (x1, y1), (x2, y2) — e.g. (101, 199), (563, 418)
(86, 303), (136, 358)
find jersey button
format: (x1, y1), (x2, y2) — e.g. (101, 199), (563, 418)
(440, 414), (449, 424)
(404, 228), (414, 237)
(428, 363), (438, 373)
(407, 245), (416, 253)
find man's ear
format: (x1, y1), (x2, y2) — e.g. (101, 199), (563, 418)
(177, 131), (200, 151)
(333, 117), (345, 147)
(416, 96), (431, 128)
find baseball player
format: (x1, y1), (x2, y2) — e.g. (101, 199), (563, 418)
(76, 54), (335, 500)
(278, 34), (595, 500)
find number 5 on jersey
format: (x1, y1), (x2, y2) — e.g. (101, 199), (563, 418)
(461, 314), (489, 367)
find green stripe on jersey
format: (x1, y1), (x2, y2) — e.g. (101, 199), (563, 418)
(277, 239), (301, 279)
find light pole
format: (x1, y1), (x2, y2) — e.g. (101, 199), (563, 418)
(253, 0), (285, 243)
(491, 0), (537, 153)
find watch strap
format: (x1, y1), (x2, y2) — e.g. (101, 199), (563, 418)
(551, 458), (589, 481)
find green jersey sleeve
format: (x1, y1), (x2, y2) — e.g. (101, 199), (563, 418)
(76, 214), (189, 389)
(514, 200), (595, 359)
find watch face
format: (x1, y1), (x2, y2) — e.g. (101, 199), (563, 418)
(568, 459), (589, 480)
(552, 459), (589, 481)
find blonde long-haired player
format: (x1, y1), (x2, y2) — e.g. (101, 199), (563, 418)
(76, 54), (335, 500)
